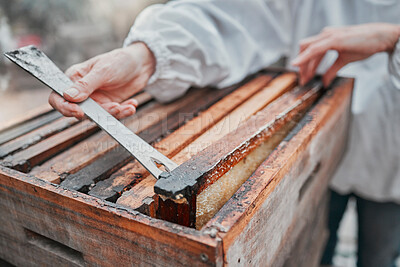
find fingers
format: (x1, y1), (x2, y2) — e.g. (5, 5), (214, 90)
(100, 102), (121, 116)
(100, 98), (138, 119)
(298, 53), (324, 85)
(299, 56), (317, 85)
(299, 33), (328, 53)
(121, 98), (139, 108)
(322, 56), (348, 87)
(48, 92), (85, 119)
(49, 92), (138, 120)
(294, 39), (331, 85)
(293, 30), (337, 85)
(298, 61), (307, 86)
(64, 69), (105, 103)
(308, 54), (324, 78)
(292, 38), (333, 67)
(117, 98), (138, 119)
(116, 106), (136, 119)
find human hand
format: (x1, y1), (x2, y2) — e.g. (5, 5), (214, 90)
(49, 42), (155, 119)
(292, 23), (400, 86)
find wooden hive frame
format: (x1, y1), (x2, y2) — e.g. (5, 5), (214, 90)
(0, 70), (353, 266)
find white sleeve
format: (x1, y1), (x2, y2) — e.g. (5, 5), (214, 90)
(124, 0), (290, 103)
(389, 37), (400, 90)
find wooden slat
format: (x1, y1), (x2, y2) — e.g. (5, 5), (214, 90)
(26, 93), (162, 180)
(169, 73), (297, 165)
(34, 88), (210, 184)
(30, 101), (157, 179)
(30, 75), (263, 181)
(57, 88), (210, 190)
(59, 97), (193, 191)
(63, 76), (265, 193)
(0, 103), (52, 133)
(89, 75), (273, 201)
(153, 79), (323, 227)
(0, 117), (79, 158)
(115, 177), (159, 216)
(0, 110), (62, 146)
(155, 77), (319, 200)
(133, 92), (153, 106)
(0, 92), (153, 173)
(1, 120), (98, 172)
(116, 73), (297, 221)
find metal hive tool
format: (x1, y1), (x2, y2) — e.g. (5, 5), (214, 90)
(5, 45), (178, 179)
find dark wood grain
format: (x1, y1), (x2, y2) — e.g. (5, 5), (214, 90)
(1, 119), (98, 172)
(0, 117), (78, 158)
(30, 101), (159, 181)
(0, 92), (153, 173)
(0, 104), (53, 133)
(0, 110), (62, 146)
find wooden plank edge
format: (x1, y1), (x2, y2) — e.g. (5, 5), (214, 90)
(0, 91), (152, 159)
(92, 75), (274, 201)
(0, 165), (223, 266)
(61, 86), (225, 191)
(0, 103), (53, 133)
(115, 73), (295, 218)
(154, 78), (320, 201)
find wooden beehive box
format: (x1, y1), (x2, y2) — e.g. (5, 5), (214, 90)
(0, 70), (353, 267)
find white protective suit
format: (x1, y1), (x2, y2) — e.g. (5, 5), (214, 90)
(124, 0), (400, 204)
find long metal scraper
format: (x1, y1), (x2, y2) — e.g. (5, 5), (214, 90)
(5, 45), (178, 179)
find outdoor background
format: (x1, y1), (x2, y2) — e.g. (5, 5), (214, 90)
(0, 1), (396, 267)
(0, 0), (166, 125)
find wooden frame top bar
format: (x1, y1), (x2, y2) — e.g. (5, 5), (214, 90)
(154, 79), (324, 201)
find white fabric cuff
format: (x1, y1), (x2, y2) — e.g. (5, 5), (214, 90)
(123, 30), (171, 86)
(123, 30), (191, 103)
(388, 37), (400, 90)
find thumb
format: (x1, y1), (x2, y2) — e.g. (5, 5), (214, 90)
(64, 70), (104, 102)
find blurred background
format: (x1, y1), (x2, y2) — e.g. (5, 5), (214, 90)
(0, 0), (165, 125)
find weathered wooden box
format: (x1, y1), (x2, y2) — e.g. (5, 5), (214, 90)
(0, 70), (353, 266)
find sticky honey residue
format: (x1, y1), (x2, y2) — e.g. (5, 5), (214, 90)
(195, 122), (295, 229)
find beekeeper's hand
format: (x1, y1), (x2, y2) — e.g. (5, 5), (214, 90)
(49, 42), (155, 119)
(292, 23), (400, 86)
